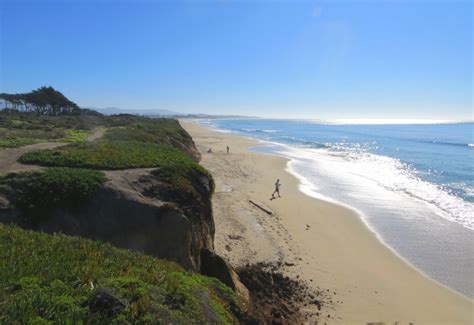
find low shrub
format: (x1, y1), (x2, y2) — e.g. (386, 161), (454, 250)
(0, 224), (241, 324)
(104, 118), (192, 147)
(63, 129), (89, 142)
(0, 137), (37, 148)
(20, 141), (203, 170)
(0, 112), (100, 146)
(0, 167), (106, 211)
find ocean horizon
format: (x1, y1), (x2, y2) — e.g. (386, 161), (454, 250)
(199, 118), (474, 298)
(211, 118), (474, 125)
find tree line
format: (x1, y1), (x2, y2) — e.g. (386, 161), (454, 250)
(0, 86), (91, 116)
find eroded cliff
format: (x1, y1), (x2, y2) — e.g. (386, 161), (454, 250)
(0, 115), (249, 310)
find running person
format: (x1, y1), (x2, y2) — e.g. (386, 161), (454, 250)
(271, 179), (281, 198)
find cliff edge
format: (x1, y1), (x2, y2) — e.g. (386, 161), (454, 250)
(0, 113), (250, 323)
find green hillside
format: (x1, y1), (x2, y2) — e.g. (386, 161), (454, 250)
(0, 224), (242, 324)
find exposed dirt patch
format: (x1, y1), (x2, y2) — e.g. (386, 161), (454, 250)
(86, 127), (105, 141)
(0, 128), (105, 173)
(237, 262), (330, 324)
(0, 142), (65, 173)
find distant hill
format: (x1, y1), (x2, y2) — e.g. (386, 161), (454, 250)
(175, 113), (259, 119)
(92, 107), (258, 119)
(93, 107), (179, 116)
(0, 87), (257, 119)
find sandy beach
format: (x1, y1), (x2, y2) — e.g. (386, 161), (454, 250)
(181, 120), (473, 324)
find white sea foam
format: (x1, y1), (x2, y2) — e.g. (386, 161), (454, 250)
(195, 120), (235, 134)
(213, 120), (474, 297)
(241, 128), (280, 133)
(272, 145), (474, 230)
(212, 128), (234, 134)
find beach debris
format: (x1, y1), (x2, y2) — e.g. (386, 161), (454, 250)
(228, 234), (243, 240)
(284, 262), (295, 267)
(237, 262), (329, 323)
(249, 200), (273, 215)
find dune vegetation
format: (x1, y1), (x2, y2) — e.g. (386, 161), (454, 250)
(0, 224), (241, 324)
(0, 111), (99, 148)
(20, 141), (201, 170)
(0, 100), (244, 324)
(0, 167), (107, 213)
(0, 98), (244, 323)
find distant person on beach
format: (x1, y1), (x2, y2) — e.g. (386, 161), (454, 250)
(271, 179), (281, 199)
(226, 145), (230, 154)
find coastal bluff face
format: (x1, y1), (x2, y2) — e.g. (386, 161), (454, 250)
(0, 165), (252, 320)
(0, 163), (251, 304)
(0, 112), (249, 309)
(24, 168), (214, 271)
(0, 167), (219, 272)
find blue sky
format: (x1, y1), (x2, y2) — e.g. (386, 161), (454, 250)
(1, 0), (472, 119)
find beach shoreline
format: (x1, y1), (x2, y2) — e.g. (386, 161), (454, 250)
(180, 120), (473, 324)
(204, 122), (474, 300)
(252, 142), (471, 298)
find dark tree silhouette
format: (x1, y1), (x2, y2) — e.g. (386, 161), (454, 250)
(0, 86), (92, 116)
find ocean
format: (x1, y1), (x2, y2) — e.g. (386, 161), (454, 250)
(199, 118), (474, 298)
